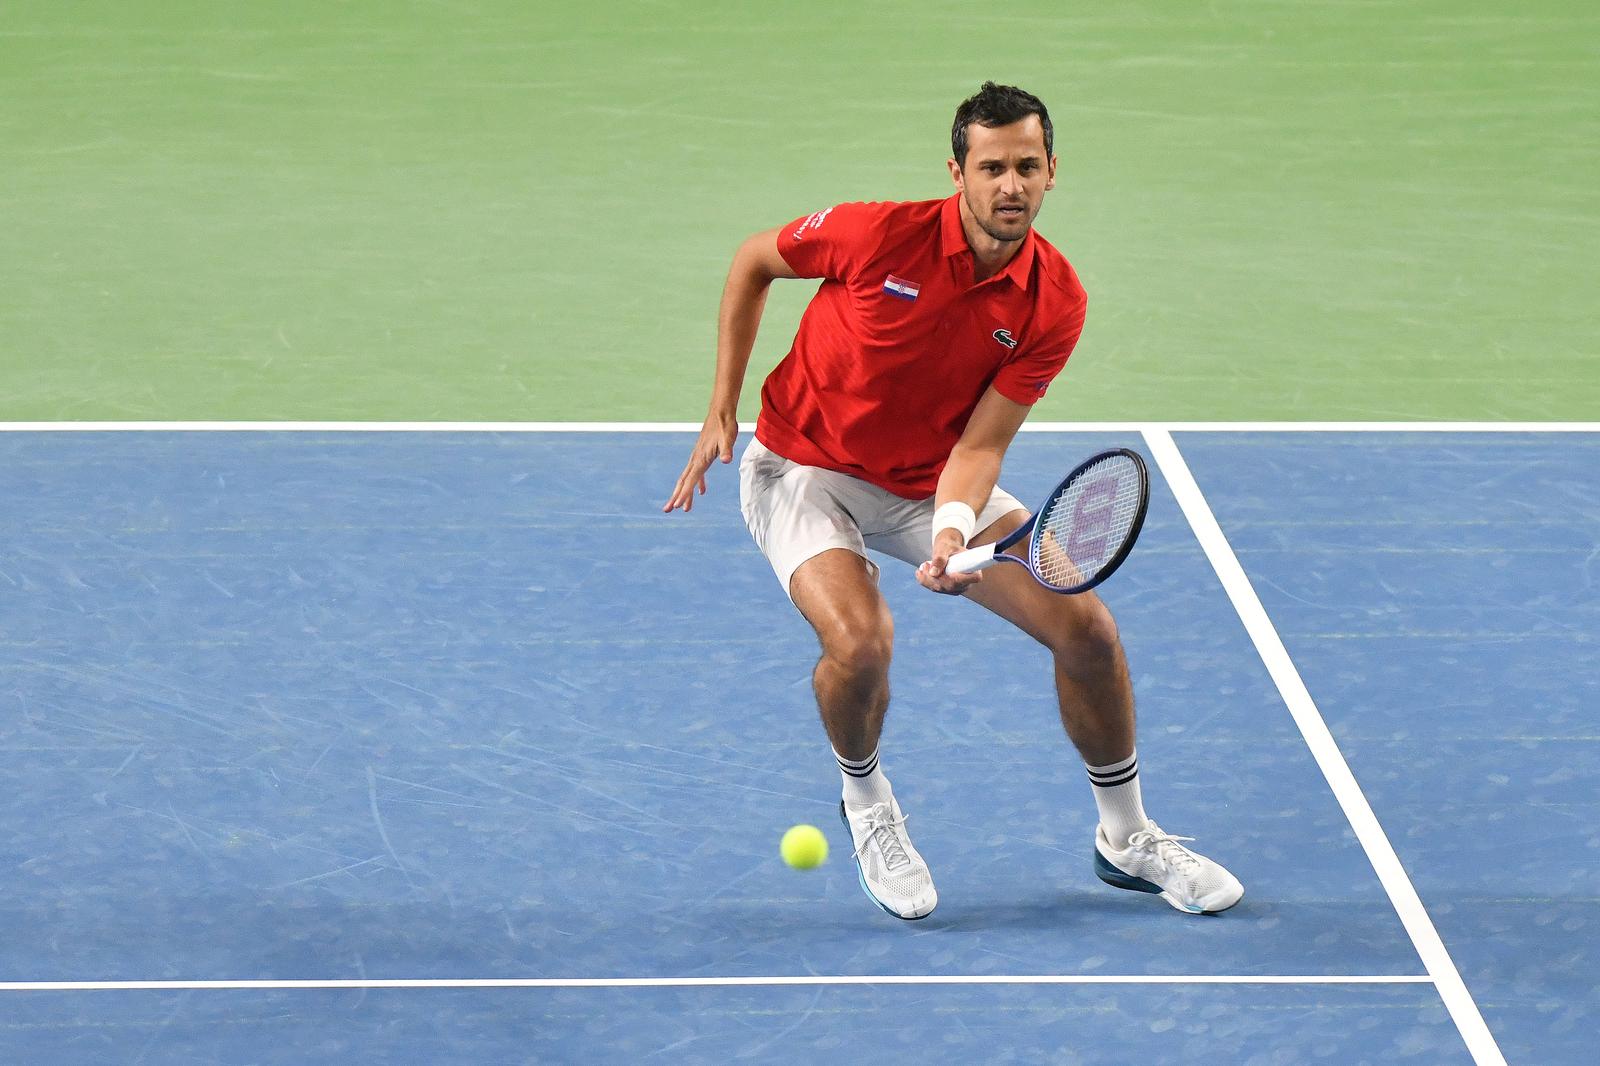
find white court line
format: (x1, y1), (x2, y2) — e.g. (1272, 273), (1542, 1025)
(1034, 421), (1598, 433)
(0, 421), (1594, 433)
(1142, 428), (1508, 1066)
(0, 420), (754, 432)
(0, 975), (1432, 992)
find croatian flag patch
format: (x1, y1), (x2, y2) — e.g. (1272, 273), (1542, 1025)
(882, 274), (920, 301)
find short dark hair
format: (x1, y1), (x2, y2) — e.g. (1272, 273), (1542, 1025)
(951, 82), (1053, 167)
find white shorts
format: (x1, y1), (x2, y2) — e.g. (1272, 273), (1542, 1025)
(738, 438), (1028, 598)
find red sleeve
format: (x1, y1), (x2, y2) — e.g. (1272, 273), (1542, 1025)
(775, 202), (881, 282)
(991, 304), (1085, 406)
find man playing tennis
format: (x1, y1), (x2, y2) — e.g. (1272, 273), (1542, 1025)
(664, 83), (1242, 920)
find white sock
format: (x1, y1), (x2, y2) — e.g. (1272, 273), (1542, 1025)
(1086, 750), (1149, 849)
(835, 747), (893, 807)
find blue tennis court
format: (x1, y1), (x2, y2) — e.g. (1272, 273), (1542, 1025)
(0, 427), (1592, 1063)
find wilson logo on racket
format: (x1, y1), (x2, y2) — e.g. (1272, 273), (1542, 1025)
(992, 328), (1018, 349)
(1064, 478), (1120, 560)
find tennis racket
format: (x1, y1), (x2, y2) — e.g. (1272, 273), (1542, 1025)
(946, 448), (1149, 594)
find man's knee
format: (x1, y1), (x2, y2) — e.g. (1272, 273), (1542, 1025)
(792, 549), (894, 678)
(821, 611), (895, 677)
(1045, 597), (1122, 666)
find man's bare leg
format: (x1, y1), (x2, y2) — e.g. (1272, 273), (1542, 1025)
(963, 511), (1244, 914)
(962, 513), (1135, 767)
(789, 547), (937, 919)
(788, 548), (894, 763)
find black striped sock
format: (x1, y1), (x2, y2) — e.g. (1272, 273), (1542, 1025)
(836, 747), (891, 806)
(1086, 752), (1139, 789)
(1085, 751), (1149, 848)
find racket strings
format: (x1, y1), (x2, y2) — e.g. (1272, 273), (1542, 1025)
(1033, 454), (1144, 590)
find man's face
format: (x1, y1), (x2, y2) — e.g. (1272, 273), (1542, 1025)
(948, 116), (1056, 244)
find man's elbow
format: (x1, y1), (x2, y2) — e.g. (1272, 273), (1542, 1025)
(734, 230), (793, 283)
(949, 441), (1006, 473)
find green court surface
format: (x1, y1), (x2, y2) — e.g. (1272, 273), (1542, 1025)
(3, 0), (1595, 422)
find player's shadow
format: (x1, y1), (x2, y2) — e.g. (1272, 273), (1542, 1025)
(916, 889), (1147, 933)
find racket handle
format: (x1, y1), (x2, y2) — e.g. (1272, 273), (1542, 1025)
(946, 542), (1000, 575)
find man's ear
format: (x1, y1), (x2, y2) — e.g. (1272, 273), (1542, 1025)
(1045, 155), (1058, 191)
(947, 157), (965, 193)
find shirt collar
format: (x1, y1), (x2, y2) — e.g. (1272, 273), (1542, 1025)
(940, 193), (1036, 290)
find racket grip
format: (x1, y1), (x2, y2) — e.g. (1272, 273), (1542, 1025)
(946, 542), (1000, 575)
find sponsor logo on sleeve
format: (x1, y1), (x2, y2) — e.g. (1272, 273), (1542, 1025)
(792, 207), (835, 240)
(993, 328), (1018, 349)
(882, 274), (920, 301)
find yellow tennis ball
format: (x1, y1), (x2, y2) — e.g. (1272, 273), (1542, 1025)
(780, 824), (828, 869)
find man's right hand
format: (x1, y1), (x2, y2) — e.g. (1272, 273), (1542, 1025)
(663, 411), (739, 512)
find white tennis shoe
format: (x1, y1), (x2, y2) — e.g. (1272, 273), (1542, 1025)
(1094, 821), (1244, 914)
(839, 797), (937, 920)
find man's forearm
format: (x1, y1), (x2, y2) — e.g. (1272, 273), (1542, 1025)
(707, 244), (777, 415)
(934, 444), (1004, 536)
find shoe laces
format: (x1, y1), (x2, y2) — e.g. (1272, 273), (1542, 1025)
(1126, 825), (1202, 876)
(854, 803), (911, 873)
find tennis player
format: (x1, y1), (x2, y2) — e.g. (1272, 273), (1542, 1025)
(664, 83), (1242, 920)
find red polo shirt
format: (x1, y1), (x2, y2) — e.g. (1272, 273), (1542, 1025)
(758, 194), (1087, 498)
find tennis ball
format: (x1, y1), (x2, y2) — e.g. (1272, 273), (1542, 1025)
(780, 824), (828, 869)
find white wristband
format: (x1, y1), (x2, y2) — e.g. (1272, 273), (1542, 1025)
(932, 501), (977, 548)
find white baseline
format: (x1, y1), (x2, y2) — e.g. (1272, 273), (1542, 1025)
(0, 975), (1432, 993)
